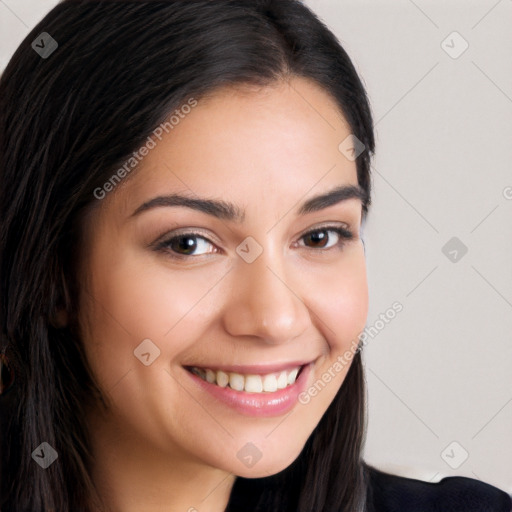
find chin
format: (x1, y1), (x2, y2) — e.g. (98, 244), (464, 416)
(231, 442), (305, 479)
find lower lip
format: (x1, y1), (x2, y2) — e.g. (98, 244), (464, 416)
(184, 363), (312, 417)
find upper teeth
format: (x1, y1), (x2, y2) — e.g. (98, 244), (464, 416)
(189, 366), (301, 393)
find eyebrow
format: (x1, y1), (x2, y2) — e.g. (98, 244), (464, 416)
(130, 184), (368, 222)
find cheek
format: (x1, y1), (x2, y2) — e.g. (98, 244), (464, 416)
(291, 250), (367, 420)
(78, 249), (230, 389)
(302, 247), (368, 352)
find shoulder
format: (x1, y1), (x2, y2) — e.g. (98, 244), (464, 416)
(364, 464), (512, 512)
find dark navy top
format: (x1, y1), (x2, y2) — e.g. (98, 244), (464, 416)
(225, 463), (512, 511)
(366, 465), (512, 512)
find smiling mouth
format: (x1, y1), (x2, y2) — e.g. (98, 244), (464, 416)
(184, 364), (306, 393)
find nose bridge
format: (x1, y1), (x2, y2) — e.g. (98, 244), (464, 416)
(222, 244), (310, 344)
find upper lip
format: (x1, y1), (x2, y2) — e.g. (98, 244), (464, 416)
(184, 360), (314, 375)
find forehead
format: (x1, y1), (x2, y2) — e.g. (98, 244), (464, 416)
(105, 77), (359, 222)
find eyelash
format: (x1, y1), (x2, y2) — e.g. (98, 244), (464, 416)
(153, 225), (355, 260)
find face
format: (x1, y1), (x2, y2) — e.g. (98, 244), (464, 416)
(78, 76), (369, 479)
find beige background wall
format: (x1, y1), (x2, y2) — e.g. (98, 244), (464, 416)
(1, 0), (511, 493)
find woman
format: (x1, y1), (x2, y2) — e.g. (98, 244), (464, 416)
(0, 1), (510, 511)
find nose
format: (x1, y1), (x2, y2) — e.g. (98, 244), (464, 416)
(222, 248), (311, 345)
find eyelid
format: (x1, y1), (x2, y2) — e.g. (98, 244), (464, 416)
(152, 221), (356, 258)
(150, 226), (221, 250)
(302, 221), (351, 232)
(294, 223), (355, 249)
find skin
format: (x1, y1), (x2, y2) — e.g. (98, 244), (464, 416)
(77, 76), (369, 512)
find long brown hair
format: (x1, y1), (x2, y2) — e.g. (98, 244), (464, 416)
(0, 1), (375, 510)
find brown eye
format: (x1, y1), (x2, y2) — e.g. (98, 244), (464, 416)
(158, 232), (217, 257)
(169, 235), (199, 255)
(303, 230), (330, 248)
(299, 226), (354, 251)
